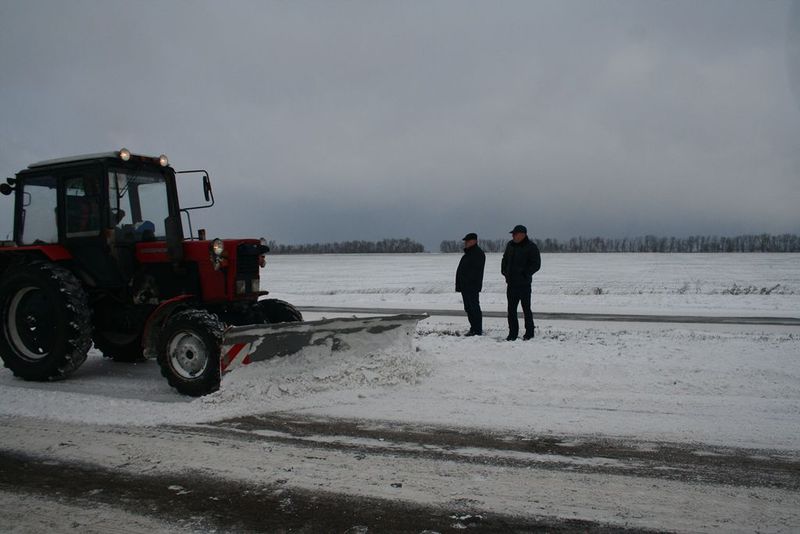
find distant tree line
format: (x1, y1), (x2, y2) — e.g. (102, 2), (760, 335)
(268, 238), (425, 254)
(440, 234), (800, 253)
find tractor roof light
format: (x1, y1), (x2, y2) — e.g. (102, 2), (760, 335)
(119, 148), (131, 161)
(159, 154), (169, 167)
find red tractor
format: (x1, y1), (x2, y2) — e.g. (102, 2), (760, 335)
(0, 149), (317, 396)
(0, 150), (422, 396)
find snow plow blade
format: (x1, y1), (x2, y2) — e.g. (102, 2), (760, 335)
(220, 314), (426, 375)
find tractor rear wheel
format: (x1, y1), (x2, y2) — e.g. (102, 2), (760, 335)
(0, 261), (92, 381)
(157, 309), (223, 396)
(256, 299), (303, 323)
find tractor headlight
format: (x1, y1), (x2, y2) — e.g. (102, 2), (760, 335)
(210, 239), (225, 270)
(119, 148), (131, 161)
(158, 154), (169, 167)
(236, 280), (246, 295)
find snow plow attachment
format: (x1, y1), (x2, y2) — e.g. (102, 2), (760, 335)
(220, 314), (427, 375)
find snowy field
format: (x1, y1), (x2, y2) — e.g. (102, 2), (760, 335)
(267, 252), (800, 317)
(1, 253), (798, 451)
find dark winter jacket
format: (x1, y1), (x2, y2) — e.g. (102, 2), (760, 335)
(455, 245), (486, 293)
(501, 237), (541, 286)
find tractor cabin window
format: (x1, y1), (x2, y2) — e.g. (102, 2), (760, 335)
(108, 169), (169, 242)
(65, 175), (102, 238)
(19, 174), (58, 245)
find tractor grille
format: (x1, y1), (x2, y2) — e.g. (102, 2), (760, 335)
(236, 244), (261, 278)
(236, 243), (262, 294)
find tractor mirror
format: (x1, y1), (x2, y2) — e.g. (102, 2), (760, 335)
(0, 183), (12, 196)
(6, 177), (16, 185)
(202, 175), (212, 202)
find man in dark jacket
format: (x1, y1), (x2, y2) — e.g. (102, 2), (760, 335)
(501, 225), (541, 340)
(455, 232), (486, 336)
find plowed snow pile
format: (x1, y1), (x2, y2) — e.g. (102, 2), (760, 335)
(202, 341), (430, 408)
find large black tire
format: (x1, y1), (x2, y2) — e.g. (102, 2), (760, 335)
(91, 300), (151, 363)
(0, 261), (92, 381)
(256, 299), (303, 323)
(157, 309), (223, 397)
(92, 330), (144, 363)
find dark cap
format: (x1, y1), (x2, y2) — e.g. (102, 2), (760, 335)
(462, 232), (478, 241)
(510, 225), (527, 234)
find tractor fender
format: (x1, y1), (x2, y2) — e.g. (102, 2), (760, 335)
(0, 244), (72, 261)
(0, 245), (73, 276)
(141, 295), (196, 359)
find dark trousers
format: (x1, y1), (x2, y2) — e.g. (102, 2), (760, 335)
(460, 291), (482, 334)
(507, 285), (534, 337)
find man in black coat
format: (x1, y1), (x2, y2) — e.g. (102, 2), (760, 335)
(455, 232), (486, 336)
(501, 225), (541, 340)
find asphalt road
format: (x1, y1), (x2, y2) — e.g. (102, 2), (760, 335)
(299, 305), (800, 326)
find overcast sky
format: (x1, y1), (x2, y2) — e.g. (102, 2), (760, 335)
(1, 0), (798, 250)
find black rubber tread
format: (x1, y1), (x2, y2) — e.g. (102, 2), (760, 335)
(257, 299), (303, 323)
(157, 308), (224, 397)
(0, 261), (92, 381)
(91, 330), (144, 362)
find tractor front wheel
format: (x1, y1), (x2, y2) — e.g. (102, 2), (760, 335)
(256, 299), (303, 323)
(157, 309), (223, 396)
(0, 261), (92, 381)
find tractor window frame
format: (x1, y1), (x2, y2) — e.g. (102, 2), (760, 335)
(62, 172), (105, 239)
(15, 173), (59, 245)
(107, 166), (172, 242)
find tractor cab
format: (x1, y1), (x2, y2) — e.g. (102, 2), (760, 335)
(4, 150), (183, 288)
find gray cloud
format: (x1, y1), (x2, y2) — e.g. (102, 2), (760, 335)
(1, 0), (798, 249)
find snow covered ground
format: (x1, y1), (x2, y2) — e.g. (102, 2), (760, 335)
(2, 253), (799, 532)
(267, 252), (800, 317)
(1, 316), (797, 451)
(1, 253), (798, 450)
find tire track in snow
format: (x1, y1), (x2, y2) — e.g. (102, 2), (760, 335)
(196, 413), (800, 491)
